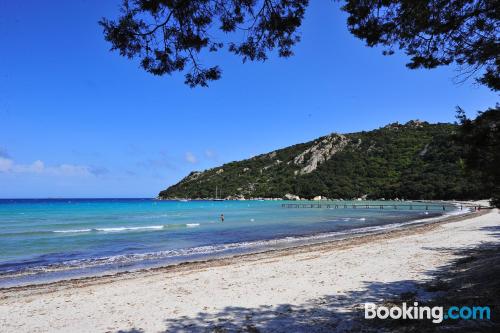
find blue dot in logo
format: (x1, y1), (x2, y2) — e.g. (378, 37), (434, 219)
(444, 314), (448, 319)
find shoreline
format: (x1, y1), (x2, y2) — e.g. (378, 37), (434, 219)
(0, 205), (485, 294)
(0, 206), (497, 332)
(0, 201), (462, 288)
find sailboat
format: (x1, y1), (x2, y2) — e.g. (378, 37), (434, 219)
(213, 185), (224, 201)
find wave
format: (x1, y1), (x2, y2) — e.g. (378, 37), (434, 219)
(93, 225), (164, 232)
(51, 223), (202, 234)
(53, 229), (92, 233)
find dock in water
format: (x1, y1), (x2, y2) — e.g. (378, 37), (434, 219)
(281, 203), (468, 211)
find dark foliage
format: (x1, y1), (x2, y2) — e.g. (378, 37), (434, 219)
(101, 0), (499, 89)
(455, 105), (500, 207)
(159, 120), (486, 200)
(99, 0), (308, 87)
(342, 0), (500, 91)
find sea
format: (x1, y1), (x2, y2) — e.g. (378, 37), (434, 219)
(0, 199), (460, 287)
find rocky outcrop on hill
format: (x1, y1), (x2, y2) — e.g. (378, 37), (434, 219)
(159, 121), (482, 201)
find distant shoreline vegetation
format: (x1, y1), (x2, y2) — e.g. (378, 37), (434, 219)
(159, 118), (494, 203)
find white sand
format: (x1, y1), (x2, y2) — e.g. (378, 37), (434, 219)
(1, 208), (498, 333)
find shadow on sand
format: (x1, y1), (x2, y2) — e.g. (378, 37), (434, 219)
(117, 226), (500, 333)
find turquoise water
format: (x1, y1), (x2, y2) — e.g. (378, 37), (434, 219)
(0, 199), (455, 286)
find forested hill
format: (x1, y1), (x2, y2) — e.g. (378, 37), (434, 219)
(159, 120), (483, 200)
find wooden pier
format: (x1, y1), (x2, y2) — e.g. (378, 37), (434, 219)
(281, 203), (455, 211)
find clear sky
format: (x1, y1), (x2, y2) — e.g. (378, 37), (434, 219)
(0, 1), (497, 198)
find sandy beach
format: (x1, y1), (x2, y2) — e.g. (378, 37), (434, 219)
(1, 206), (498, 333)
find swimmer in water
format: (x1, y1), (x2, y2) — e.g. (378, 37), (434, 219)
(220, 214), (224, 222)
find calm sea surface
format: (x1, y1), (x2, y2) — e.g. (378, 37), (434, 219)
(0, 199), (457, 287)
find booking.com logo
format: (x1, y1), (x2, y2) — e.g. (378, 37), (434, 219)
(365, 302), (491, 324)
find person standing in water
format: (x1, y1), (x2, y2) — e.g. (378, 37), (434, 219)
(220, 214), (224, 222)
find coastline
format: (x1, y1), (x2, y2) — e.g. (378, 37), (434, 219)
(1, 205), (498, 332)
(0, 208), (485, 293)
(0, 202), (474, 290)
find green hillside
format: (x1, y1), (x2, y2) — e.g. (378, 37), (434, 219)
(159, 120), (482, 200)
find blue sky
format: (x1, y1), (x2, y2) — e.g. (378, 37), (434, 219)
(0, 1), (497, 198)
